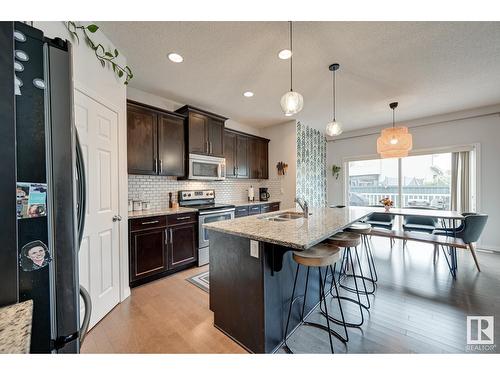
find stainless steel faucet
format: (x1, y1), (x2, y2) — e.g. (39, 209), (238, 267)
(295, 197), (309, 218)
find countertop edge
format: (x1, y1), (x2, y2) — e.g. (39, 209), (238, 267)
(204, 210), (372, 250)
(127, 207), (198, 219)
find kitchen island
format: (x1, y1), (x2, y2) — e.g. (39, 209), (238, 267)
(204, 206), (374, 353)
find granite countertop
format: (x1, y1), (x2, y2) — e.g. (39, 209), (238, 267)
(128, 207), (198, 219)
(0, 300), (33, 354)
(224, 199), (281, 207)
(203, 206), (374, 250)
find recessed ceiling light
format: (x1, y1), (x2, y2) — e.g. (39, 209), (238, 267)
(278, 49), (292, 60)
(168, 53), (183, 63)
(243, 91), (254, 98)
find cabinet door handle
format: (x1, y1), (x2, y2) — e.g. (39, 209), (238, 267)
(154, 158), (158, 174)
(206, 141), (209, 153)
(170, 228), (173, 244)
(141, 220), (159, 225)
(209, 141), (213, 155)
(159, 159), (163, 174)
(176, 216), (192, 220)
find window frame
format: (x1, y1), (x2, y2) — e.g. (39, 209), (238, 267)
(343, 143), (479, 211)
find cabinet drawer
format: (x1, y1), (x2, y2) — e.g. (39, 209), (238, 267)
(260, 204), (272, 213)
(235, 206), (249, 217)
(248, 205), (261, 215)
(270, 202), (280, 212)
(167, 212), (198, 225)
(130, 215), (167, 231)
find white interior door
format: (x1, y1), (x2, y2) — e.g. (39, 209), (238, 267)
(74, 90), (120, 329)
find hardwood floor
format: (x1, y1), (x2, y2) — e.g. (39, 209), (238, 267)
(82, 239), (500, 354)
(279, 238), (500, 354)
(81, 265), (245, 353)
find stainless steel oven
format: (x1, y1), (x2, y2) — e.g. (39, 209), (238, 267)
(198, 208), (235, 249)
(178, 189), (235, 266)
(188, 153), (226, 180)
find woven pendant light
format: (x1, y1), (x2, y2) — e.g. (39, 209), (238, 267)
(377, 102), (412, 158)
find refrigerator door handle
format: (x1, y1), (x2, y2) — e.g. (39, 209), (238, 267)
(75, 131), (86, 248)
(79, 285), (92, 345)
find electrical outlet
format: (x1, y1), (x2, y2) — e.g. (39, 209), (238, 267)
(250, 240), (259, 258)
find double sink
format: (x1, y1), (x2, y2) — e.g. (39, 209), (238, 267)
(260, 211), (311, 222)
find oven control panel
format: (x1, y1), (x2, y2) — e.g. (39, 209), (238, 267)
(178, 189), (215, 201)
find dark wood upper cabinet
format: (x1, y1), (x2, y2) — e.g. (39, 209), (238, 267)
(248, 137), (270, 179)
(224, 130), (237, 178)
(236, 135), (249, 178)
(188, 112), (209, 155)
(224, 128), (269, 180)
(175, 105), (227, 157)
(127, 100), (186, 176)
(158, 113), (185, 176)
(127, 104), (158, 175)
(207, 118), (224, 157)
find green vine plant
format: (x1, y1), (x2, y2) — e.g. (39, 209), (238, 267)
(332, 164), (341, 180)
(65, 22), (133, 85)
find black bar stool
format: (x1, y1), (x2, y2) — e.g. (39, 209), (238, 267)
(324, 231), (371, 327)
(283, 241), (346, 354)
(345, 222), (378, 291)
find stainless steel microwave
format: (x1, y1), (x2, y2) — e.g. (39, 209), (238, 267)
(188, 153), (226, 180)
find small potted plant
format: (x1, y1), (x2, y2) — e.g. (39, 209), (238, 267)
(379, 197), (394, 212)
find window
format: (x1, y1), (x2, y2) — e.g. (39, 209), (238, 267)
(401, 153), (451, 210)
(347, 152), (452, 209)
(348, 158), (399, 207)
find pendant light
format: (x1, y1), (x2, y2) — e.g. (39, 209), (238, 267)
(280, 21), (304, 116)
(377, 102), (413, 158)
(325, 63), (343, 136)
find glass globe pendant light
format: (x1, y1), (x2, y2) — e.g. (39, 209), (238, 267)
(377, 102), (413, 158)
(325, 63), (343, 136)
(280, 21), (304, 116)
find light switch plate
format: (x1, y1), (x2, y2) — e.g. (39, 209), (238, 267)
(250, 240), (259, 258)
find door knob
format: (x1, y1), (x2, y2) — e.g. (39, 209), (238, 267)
(112, 215), (122, 222)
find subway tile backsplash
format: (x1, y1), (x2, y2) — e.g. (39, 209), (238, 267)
(128, 175), (283, 210)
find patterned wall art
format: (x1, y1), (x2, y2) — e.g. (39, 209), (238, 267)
(296, 121), (327, 207)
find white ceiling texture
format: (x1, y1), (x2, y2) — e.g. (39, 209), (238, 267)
(100, 21), (500, 133)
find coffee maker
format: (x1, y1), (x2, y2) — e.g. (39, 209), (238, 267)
(259, 187), (270, 201)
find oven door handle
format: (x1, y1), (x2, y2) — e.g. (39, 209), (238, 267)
(199, 208), (235, 216)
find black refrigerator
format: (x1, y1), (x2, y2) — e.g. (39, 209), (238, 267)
(0, 22), (90, 353)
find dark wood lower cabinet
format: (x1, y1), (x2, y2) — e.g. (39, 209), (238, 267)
(167, 222), (197, 269)
(129, 214), (198, 287)
(129, 226), (167, 283)
(244, 202), (280, 216)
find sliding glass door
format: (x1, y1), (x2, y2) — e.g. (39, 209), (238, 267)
(401, 153), (451, 210)
(347, 152), (452, 209)
(348, 158), (399, 207)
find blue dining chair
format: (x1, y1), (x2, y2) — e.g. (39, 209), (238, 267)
(433, 214), (488, 271)
(403, 215), (438, 234)
(363, 212), (396, 247)
(402, 215), (439, 249)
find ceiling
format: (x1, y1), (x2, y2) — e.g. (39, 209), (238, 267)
(100, 21), (500, 133)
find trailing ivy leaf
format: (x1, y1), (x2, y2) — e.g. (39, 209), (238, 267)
(86, 24), (99, 33)
(114, 49), (119, 57)
(118, 70), (124, 78)
(100, 59), (105, 68)
(105, 51), (113, 57)
(112, 63), (116, 72)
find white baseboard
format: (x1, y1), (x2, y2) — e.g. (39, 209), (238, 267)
(477, 243), (500, 252)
